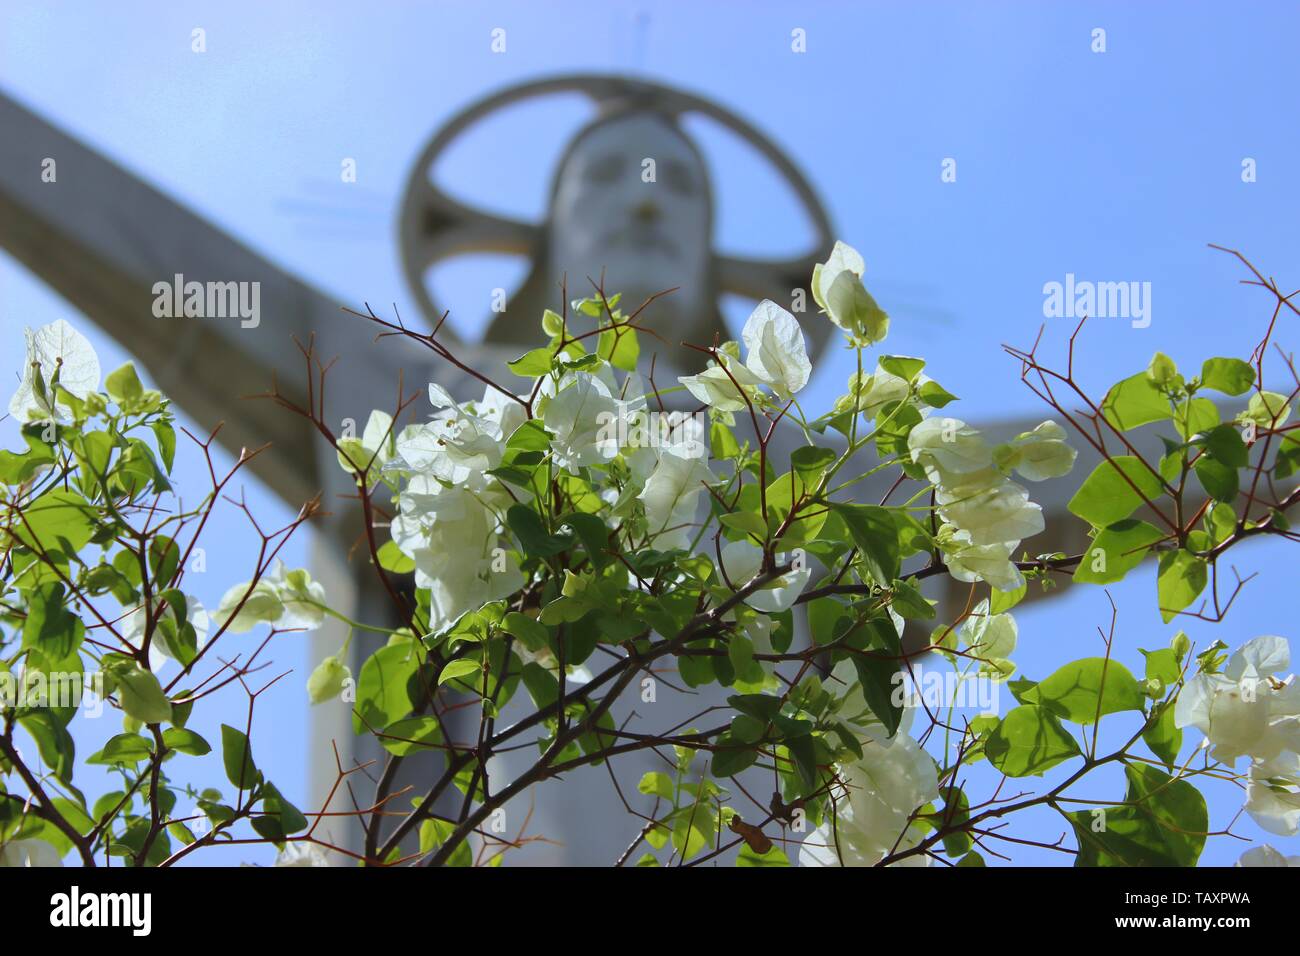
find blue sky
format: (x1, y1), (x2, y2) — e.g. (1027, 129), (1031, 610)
(3, 0), (1299, 865)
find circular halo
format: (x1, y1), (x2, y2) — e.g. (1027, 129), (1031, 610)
(399, 73), (835, 355)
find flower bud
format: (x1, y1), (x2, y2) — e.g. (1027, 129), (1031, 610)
(307, 655), (350, 705)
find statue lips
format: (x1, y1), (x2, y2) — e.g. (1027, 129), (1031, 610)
(603, 222), (678, 260)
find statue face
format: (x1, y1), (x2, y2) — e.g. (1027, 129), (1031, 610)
(547, 112), (712, 341)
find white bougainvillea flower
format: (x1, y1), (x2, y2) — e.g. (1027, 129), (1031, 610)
(908, 417), (994, 475)
(824, 655), (909, 736)
(799, 722), (938, 867)
(265, 561), (327, 630)
(215, 561), (327, 633)
(1244, 752), (1300, 836)
(544, 372), (621, 470)
(393, 478), (523, 631)
(956, 599), (1018, 679)
(7, 319), (101, 422)
(1174, 635), (1300, 765)
(307, 654), (352, 705)
(118, 596), (210, 673)
(740, 300), (811, 399)
(1236, 844), (1300, 867)
(1241, 390), (1292, 429)
(939, 526), (1024, 592)
(679, 357), (764, 412)
(0, 838), (63, 868)
(637, 448), (715, 550)
(274, 843), (330, 867)
(215, 578), (284, 634)
(994, 420), (1077, 481)
(811, 241), (890, 344)
(847, 365), (912, 418)
(935, 477), (1044, 547)
(389, 384), (512, 485)
(717, 540), (811, 614)
(336, 409), (395, 481)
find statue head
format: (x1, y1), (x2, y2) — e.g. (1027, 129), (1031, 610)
(543, 108), (714, 345)
(400, 75), (834, 368)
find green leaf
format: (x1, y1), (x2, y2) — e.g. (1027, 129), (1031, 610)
(503, 612), (550, 651)
(88, 733), (153, 766)
(918, 380), (958, 408)
(879, 355), (925, 380)
(719, 510), (768, 539)
(1156, 550), (1206, 623)
(1197, 424), (1249, 468)
(1200, 357), (1255, 396)
(638, 771), (674, 800)
(507, 346), (556, 378)
(153, 421), (176, 473)
(670, 803), (715, 861)
(1066, 763), (1206, 866)
(790, 445), (837, 485)
(1173, 397), (1218, 441)
(829, 503), (899, 585)
(1073, 519), (1165, 585)
(711, 737), (758, 778)
(736, 843), (791, 866)
(257, 782), (309, 840)
(1101, 372), (1173, 431)
(504, 419), (552, 453)
(984, 705), (1080, 777)
(939, 786), (972, 857)
(1142, 701), (1182, 769)
(1020, 659), (1146, 724)
(14, 488), (96, 557)
(711, 421), (740, 458)
(378, 716), (444, 756)
(161, 727), (210, 756)
(418, 818), (473, 866)
(103, 657), (172, 725)
(376, 539), (415, 574)
(785, 735), (820, 793)
(21, 582), (85, 659)
(506, 504), (571, 559)
(0, 431), (57, 485)
(989, 583), (1027, 614)
(889, 577), (935, 620)
(728, 693), (782, 722)
(1067, 456), (1164, 527)
(220, 724), (258, 790)
(560, 512), (611, 569)
(850, 621), (904, 736)
(438, 658), (482, 687)
(1193, 458), (1237, 503)
(148, 534), (181, 589)
(351, 638), (422, 735)
(18, 711), (75, 784)
(1141, 648), (1180, 685)
(105, 362), (145, 404)
(597, 324), (640, 372)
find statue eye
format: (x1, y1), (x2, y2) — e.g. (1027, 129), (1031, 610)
(662, 160), (696, 196)
(586, 154), (623, 183)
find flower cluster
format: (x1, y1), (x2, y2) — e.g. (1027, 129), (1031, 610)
(799, 661), (939, 867)
(909, 417), (1076, 592)
(1176, 636), (1300, 837)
